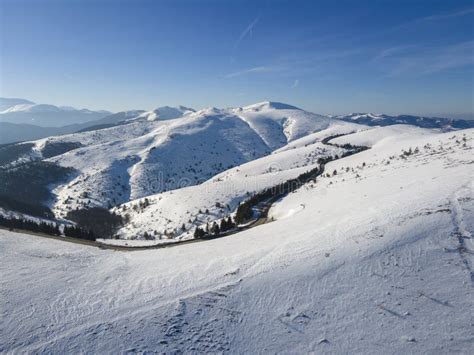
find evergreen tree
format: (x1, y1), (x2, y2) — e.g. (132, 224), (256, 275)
(193, 227), (205, 239)
(220, 218), (228, 232)
(210, 221), (220, 235)
(227, 216), (235, 229)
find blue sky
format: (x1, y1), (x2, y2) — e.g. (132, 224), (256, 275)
(1, 0), (473, 116)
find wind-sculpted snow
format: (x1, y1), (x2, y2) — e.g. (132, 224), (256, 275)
(1, 128), (472, 353)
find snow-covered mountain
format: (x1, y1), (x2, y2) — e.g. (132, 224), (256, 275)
(0, 98), (112, 127)
(45, 102), (354, 218)
(0, 97), (35, 111)
(231, 101), (333, 150)
(0, 102), (359, 222)
(1, 126), (472, 353)
(109, 124), (444, 242)
(337, 112), (474, 130)
(113, 121), (363, 240)
(2, 97), (470, 145)
(1, 101), (473, 245)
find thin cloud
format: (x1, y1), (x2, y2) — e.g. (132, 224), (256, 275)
(233, 16), (260, 50)
(292, 79), (299, 88)
(225, 65), (283, 78)
(383, 41), (474, 77)
(373, 45), (415, 62)
(396, 7), (474, 29)
(225, 47), (363, 79)
(421, 41), (474, 74)
(416, 7), (474, 22)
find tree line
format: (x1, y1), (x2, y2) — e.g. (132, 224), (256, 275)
(0, 213), (98, 241)
(194, 216), (236, 239)
(0, 161), (74, 218)
(0, 214), (61, 236)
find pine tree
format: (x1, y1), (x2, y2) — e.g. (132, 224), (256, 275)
(227, 216), (235, 229)
(193, 227), (205, 239)
(210, 221), (220, 236)
(220, 218), (228, 232)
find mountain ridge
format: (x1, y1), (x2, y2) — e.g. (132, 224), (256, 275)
(337, 112), (474, 130)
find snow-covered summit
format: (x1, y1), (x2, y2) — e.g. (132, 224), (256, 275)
(241, 101), (301, 112)
(231, 101), (333, 150)
(138, 105), (195, 121)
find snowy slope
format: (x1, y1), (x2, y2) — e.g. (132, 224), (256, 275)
(47, 108), (272, 217)
(115, 125), (447, 242)
(113, 128), (351, 240)
(1, 128), (472, 353)
(232, 101), (333, 150)
(329, 124), (435, 148)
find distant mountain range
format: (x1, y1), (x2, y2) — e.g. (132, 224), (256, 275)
(0, 97), (36, 111)
(0, 98), (111, 126)
(336, 113), (474, 130)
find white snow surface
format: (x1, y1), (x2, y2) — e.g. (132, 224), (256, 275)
(1, 128), (473, 353)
